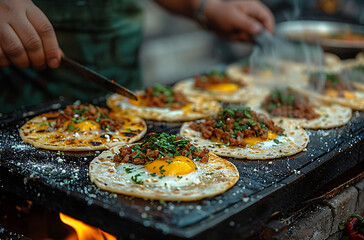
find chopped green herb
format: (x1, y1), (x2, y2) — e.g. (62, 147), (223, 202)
(124, 167), (134, 174)
(72, 116), (88, 123)
(66, 122), (75, 131)
(131, 174), (143, 184)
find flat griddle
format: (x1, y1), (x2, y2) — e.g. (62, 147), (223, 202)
(0, 98), (363, 240)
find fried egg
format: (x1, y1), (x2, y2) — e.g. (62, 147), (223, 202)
(115, 156), (201, 189)
(173, 78), (266, 104)
(89, 146), (239, 201)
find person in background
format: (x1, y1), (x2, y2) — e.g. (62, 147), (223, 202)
(0, 0), (274, 113)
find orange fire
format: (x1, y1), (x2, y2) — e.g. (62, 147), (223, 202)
(59, 213), (117, 240)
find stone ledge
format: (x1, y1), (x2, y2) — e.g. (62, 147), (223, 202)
(275, 178), (364, 240)
(354, 179), (364, 214)
(288, 205), (333, 240)
(326, 186), (358, 235)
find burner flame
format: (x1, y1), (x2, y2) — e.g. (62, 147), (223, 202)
(59, 213), (117, 240)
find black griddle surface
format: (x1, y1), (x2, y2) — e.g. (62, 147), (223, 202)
(0, 101), (363, 240)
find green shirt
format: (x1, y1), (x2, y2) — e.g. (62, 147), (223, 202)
(0, 0), (143, 113)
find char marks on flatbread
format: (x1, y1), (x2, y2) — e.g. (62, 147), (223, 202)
(20, 109), (147, 151)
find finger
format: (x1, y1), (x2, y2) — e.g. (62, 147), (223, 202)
(231, 12), (262, 36)
(243, 2), (275, 33)
(10, 13), (46, 68)
(26, 6), (61, 69)
(237, 32), (252, 42)
(0, 47), (11, 67)
(0, 24), (30, 68)
(226, 31), (250, 42)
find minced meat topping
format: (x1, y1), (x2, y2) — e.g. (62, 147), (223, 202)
(190, 106), (284, 147)
(55, 104), (124, 131)
(194, 70), (245, 90)
(262, 88), (320, 120)
(309, 72), (353, 96)
(113, 132), (209, 165)
(140, 84), (189, 110)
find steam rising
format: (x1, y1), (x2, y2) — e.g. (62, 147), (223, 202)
(246, 30), (358, 94)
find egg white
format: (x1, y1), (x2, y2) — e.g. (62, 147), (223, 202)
(115, 162), (203, 189)
(254, 135), (289, 148)
(118, 99), (185, 117)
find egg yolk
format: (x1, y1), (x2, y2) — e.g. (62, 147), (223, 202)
(181, 103), (191, 111)
(207, 83), (239, 93)
(244, 131), (277, 145)
(144, 156), (197, 176)
(324, 89), (356, 99)
(129, 97), (143, 106)
(65, 120), (100, 131)
(343, 90), (356, 99)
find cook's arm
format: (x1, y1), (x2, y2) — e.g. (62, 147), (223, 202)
(0, 0), (61, 69)
(154, 0), (275, 42)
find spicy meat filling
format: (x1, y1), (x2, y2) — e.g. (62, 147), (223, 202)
(190, 107), (284, 147)
(262, 89), (320, 120)
(113, 132), (209, 165)
(194, 70), (245, 90)
(140, 84), (189, 110)
(309, 72), (355, 98)
(55, 104), (124, 131)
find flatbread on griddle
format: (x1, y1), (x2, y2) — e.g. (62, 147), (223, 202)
(89, 144), (239, 201)
(20, 106), (147, 151)
(246, 89), (352, 129)
(271, 104), (352, 129)
(180, 118), (309, 160)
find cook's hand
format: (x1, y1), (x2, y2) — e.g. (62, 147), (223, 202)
(204, 0), (274, 41)
(0, 0), (61, 69)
